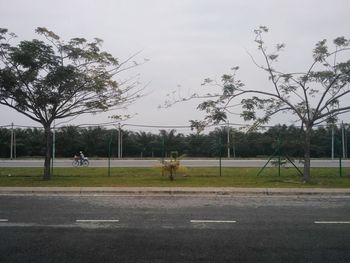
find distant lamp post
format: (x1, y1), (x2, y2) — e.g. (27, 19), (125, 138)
(341, 121), (349, 159)
(114, 123), (125, 159)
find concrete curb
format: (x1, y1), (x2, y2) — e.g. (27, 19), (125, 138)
(0, 187), (350, 196)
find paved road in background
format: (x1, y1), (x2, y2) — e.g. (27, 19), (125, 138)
(0, 194), (349, 262)
(1, 158), (350, 167)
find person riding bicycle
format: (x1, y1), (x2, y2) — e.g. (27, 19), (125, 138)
(79, 151), (85, 165)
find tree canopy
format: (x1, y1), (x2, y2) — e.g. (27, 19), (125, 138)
(0, 27), (144, 179)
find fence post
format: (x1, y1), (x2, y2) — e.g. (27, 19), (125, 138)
(118, 123), (121, 159)
(227, 122), (230, 158)
(10, 122), (13, 159)
(342, 121), (345, 159)
(108, 133), (112, 177)
(331, 126), (334, 160)
(278, 136), (281, 177)
(51, 121), (55, 176)
(219, 135), (222, 177)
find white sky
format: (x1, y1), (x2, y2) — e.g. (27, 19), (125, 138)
(1, 0), (350, 132)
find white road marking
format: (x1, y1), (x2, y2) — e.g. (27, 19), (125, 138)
(0, 219), (9, 222)
(76, 219), (119, 223)
(314, 221), (350, 224)
(190, 220), (236, 223)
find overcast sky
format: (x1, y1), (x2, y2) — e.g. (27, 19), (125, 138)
(1, 0), (350, 132)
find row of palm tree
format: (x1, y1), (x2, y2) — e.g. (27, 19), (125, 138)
(0, 124), (347, 159)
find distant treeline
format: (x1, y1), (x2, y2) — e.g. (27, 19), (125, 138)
(0, 125), (347, 158)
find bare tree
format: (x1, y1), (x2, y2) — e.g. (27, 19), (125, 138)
(166, 26), (350, 182)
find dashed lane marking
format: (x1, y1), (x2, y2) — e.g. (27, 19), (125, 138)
(191, 220), (237, 223)
(76, 219), (119, 223)
(314, 221), (350, 224)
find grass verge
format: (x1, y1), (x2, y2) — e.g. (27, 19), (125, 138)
(0, 167), (349, 187)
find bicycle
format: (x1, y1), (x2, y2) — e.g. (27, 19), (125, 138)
(72, 155), (89, 167)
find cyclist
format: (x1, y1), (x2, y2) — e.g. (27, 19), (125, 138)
(79, 151), (85, 165)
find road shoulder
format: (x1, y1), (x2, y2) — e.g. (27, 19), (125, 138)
(0, 187), (350, 196)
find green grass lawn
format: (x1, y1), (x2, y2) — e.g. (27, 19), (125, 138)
(0, 166), (349, 187)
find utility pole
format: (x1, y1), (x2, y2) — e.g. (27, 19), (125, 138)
(118, 123), (121, 159)
(118, 123), (123, 159)
(227, 122), (230, 158)
(331, 126), (334, 160)
(345, 124), (348, 159)
(14, 130), (16, 159)
(232, 129), (236, 158)
(342, 121), (345, 159)
(219, 135), (222, 176)
(10, 122), (13, 159)
(121, 129), (123, 158)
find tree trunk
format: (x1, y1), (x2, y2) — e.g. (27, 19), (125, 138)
(303, 128), (311, 182)
(169, 169), (174, 181)
(43, 125), (52, 180)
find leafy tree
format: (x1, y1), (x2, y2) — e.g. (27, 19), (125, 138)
(159, 129), (186, 157)
(310, 126), (330, 157)
(134, 131), (158, 157)
(0, 128), (10, 157)
(177, 27), (350, 182)
(122, 131), (139, 157)
(22, 128), (45, 157)
(207, 128), (227, 157)
(55, 126), (82, 157)
(185, 133), (210, 157)
(0, 28), (144, 179)
(0, 124), (343, 159)
(81, 127), (110, 157)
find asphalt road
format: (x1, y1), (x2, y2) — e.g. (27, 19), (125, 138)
(1, 158), (350, 167)
(0, 194), (350, 262)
